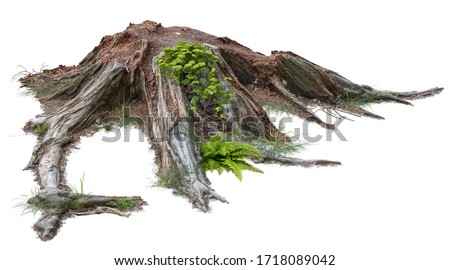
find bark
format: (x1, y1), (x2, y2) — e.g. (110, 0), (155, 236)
(28, 188), (145, 241)
(18, 20), (443, 240)
(151, 53), (228, 211)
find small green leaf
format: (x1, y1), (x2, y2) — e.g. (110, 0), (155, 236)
(199, 78), (208, 87)
(200, 67), (209, 77)
(191, 96), (199, 104)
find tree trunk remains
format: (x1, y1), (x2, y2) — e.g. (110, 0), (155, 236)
(18, 21), (443, 240)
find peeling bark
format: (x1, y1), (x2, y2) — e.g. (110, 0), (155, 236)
(18, 20), (443, 240)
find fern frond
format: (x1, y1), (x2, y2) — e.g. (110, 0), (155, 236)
(200, 134), (264, 181)
(234, 160), (264, 174)
(223, 159), (243, 181)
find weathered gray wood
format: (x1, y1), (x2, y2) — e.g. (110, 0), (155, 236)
(152, 55), (228, 211)
(259, 155), (341, 167)
(26, 62), (126, 190)
(28, 189), (146, 241)
(23, 61), (146, 241)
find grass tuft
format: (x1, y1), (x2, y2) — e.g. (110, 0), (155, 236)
(14, 187), (58, 216)
(342, 92), (378, 109)
(107, 197), (141, 212)
(33, 123), (50, 136)
(69, 173), (90, 211)
(152, 166), (188, 197)
(69, 173), (87, 195)
(249, 137), (305, 157)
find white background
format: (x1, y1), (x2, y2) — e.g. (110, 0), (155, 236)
(0, 0), (449, 269)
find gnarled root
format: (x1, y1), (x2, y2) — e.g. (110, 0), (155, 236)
(258, 155), (341, 167)
(29, 189), (146, 241)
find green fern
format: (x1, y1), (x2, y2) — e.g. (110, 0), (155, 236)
(199, 135), (264, 181)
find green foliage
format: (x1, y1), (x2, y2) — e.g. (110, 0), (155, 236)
(21, 199), (58, 215)
(232, 116), (305, 158)
(156, 41), (233, 118)
(33, 123), (49, 136)
(14, 188), (58, 216)
(69, 173), (89, 211)
(21, 82), (58, 98)
(153, 166), (188, 197)
(250, 137), (305, 158)
(15, 65), (59, 98)
(107, 197), (141, 212)
(72, 199), (85, 211)
(254, 119), (305, 157)
(199, 135), (264, 181)
(342, 91), (377, 109)
(102, 122), (115, 132)
(69, 173), (87, 195)
(29, 85), (57, 97)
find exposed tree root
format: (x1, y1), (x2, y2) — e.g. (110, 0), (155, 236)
(270, 76), (335, 129)
(258, 156), (341, 167)
(389, 87), (444, 100)
(28, 189), (145, 241)
(17, 20), (443, 240)
(73, 207), (131, 217)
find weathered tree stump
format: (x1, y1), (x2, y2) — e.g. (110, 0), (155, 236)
(18, 21), (442, 240)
